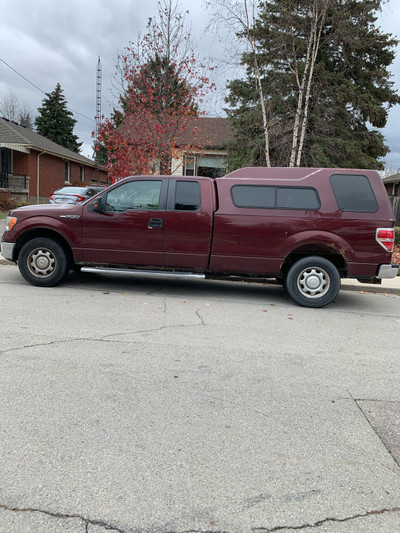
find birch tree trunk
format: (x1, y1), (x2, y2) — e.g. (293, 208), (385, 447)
(295, 0), (328, 166)
(290, 0), (329, 166)
(244, 0), (271, 166)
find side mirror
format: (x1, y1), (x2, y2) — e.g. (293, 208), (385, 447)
(88, 197), (104, 213)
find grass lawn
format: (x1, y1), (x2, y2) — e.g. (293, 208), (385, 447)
(0, 211), (8, 219)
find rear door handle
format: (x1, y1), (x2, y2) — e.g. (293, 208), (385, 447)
(148, 218), (163, 228)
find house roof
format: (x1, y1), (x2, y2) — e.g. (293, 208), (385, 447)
(179, 117), (234, 148)
(382, 173), (400, 184)
(0, 117), (97, 167)
(120, 115), (234, 149)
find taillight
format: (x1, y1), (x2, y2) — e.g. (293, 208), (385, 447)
(49, 194), (54, 200)
(74, 195), (85, 202)
(376, 228), (394, 252)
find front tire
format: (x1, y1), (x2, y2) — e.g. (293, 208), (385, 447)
(18, 238), (70, 287)
(285, 256), (340, 308)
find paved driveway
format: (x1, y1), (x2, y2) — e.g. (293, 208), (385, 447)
(1, 260), (400, 532)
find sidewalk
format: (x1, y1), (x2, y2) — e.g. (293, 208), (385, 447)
(340, 275), (400, 295)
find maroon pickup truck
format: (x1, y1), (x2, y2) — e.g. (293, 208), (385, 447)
(1, 167), (398, 307)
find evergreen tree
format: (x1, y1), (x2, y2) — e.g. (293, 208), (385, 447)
(35, 83), (81, 153)
(225, 0), (400, 170)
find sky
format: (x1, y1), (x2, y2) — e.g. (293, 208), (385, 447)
(0, 0), (399, 171)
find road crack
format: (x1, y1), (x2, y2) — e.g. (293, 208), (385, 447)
(0, 502), (124, 532)
(252, 506), (400, 532)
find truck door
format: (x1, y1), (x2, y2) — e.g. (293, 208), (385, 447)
(163, 179), (214, 269)
(81, 179), (167, 267)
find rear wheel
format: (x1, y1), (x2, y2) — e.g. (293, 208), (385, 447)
(285, 256), (340, 308)
(18, 238), (70, 287)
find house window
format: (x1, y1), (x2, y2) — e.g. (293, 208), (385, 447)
(80, 165), (84, 181)
(197, 155), (227, 178)
(65, 162), (70, 183)
(393, 183), (399, 197)
(0, 148), (12, 175)
(183, 155), (196, 176)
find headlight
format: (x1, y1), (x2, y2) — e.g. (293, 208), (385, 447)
(5, 216), (17, 231)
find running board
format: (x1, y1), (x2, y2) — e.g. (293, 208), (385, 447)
(81, 267), (206, 279)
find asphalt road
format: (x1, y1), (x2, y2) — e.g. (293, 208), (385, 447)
(1, 260), (400, 533)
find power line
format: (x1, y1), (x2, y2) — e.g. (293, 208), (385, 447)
(0, 56), (95, 123)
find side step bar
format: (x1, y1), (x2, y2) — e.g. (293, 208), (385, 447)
(81, 267), (206, 279)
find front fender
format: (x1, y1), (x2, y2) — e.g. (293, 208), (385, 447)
(9, 215), (81, 252)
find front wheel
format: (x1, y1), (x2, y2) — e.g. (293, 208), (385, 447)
(18, 238), (70, 287)
(285, 256), (341, 308)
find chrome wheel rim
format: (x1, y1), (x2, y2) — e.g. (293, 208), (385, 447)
(297, 266), (330, 299)
(27, 248), (57, 278)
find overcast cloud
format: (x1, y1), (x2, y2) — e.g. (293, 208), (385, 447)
(0, 0), (399, 170)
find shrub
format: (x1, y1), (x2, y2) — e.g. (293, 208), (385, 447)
(0, 191), (28, 211)
(395, 227), (400, 246)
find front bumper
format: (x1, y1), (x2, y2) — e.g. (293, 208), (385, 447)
(377, 263), (399, 279)
(0, 241), (16, 262)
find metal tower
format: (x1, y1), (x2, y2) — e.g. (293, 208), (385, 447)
(95, 56), (102, 142)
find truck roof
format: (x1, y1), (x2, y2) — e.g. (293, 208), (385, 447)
(221, 167), (379, 181)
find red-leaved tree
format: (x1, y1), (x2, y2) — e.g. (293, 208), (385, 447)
(96, 0), (214, 180)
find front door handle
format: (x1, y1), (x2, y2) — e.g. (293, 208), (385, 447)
(148, 218), (163, 228)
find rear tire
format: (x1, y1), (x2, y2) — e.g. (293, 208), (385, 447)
(18, 238), (70, 287)
(285, 256), (340, 308)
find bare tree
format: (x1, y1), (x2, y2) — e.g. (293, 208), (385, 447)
(112, 0), (205, 109)
(0, 92), (34, 128)
(0, 93), (20, 122)
(206, 0), (271, 166)
(19, 101), (34, 129)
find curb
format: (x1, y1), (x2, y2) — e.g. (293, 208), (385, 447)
(340, 280), (400, 295)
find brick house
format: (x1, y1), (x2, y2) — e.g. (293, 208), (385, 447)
(383, 173), (400, 198)
(383, 172), (400, 225)
(0, 117), (108, 204)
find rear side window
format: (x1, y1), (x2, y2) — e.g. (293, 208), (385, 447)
(175, 181), (201, 211)
(330, 174), (378, 212)
(231, 185), (319, 210)
(231, 186), (275, 208)
(277, 187), (320, 210)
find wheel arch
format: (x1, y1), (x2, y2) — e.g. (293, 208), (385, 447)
(281, 242), (348, 278)
(14, 228), (75, 265)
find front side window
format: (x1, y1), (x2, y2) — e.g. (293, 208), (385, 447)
(105, 180), (162, 212)
(174, 181), (201, 211)
(330, 174), (378, 212)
